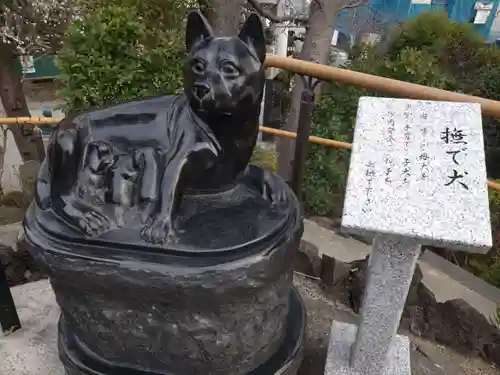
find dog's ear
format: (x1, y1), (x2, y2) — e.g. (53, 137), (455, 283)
(186, 11), (214, 51)
(238, 13), (266, 63)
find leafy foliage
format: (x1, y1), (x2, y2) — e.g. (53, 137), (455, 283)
(304, 42), (450, 216)
(477, 67), (500, 178)
(57, 1), (191, 113)
(304, 86), (361, 216)
(467, 187), (500, 288)
(384, 11), (484, 82)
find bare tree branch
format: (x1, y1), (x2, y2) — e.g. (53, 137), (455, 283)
(340, 0), (369, 10)
(247, 0), (369, 24)
(246, 0), (309, 23)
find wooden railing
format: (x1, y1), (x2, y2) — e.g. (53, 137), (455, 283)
(3, 54), (500, 192)
(265, 55), (500, 117)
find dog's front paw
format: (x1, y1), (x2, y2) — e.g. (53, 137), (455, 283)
(78, 210), (111, 236)
(140, 215), (175, 245)
(262, 181), (288, 207)
(139, 200), (157, 224)
(270, 189), (288, 206)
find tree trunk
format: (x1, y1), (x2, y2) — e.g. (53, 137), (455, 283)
(0, 44), (45, 163)
(198, 0), (247, 36)
(276, 0), (342, 182)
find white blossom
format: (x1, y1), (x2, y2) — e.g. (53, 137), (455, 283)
(0, 0), (75, 55)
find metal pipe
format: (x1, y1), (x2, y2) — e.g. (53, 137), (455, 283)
(264, 54), (500, 118)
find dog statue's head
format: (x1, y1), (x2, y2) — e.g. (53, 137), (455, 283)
(184, 11), (266, 119)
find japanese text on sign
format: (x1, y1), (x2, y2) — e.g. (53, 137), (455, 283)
(402, 104), (412, 184)
(383, 111), (396, 184)
(441, 127), (468, 190)
(363, 161), (376, 213)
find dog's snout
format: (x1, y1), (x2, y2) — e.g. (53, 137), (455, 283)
(193, 83), (211, 100)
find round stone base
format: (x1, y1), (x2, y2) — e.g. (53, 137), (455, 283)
(58, 287), (306, 375)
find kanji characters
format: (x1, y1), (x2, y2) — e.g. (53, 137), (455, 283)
(441, 127), (467, 144)
(442, 127), (468, 189)
(444, 170), (469, 190)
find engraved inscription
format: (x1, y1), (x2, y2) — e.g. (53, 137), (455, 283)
(383, 110), (396, 184)
(402, 103), (412, 185)
(363, 161), (376, 213)
(441, 127), (469, 190)
(419, 127), (430, 180)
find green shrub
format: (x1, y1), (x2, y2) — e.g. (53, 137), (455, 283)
(467, 187), (500, 288)
(304, 43), (446, 217)
(303, 89), (359, 217)
(57, 2), (188, 113)
(385, 11), (485, 83)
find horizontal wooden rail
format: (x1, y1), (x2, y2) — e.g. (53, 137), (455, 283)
(0, 117), (63, 125)
(3, 115), (499, 193)
(265, 55), (500, 118)
(258, 126), (352, 150)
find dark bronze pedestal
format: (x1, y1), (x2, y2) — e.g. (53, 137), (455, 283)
(25, 171), (306, 375)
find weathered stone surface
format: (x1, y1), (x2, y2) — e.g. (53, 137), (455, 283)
(307, 215), (374, 246)
(307, 216), (339, 231)
(296, 240), (321, 278)
(0, 223), (45, 286)
(347, 237), (420, 374)
(419, 299), (500, 365)
(302, 219), (371, 263)
(346, 255), (424, 315)
(406, 283), (438, 336)
(0, 280), (63, 375)
(414, 340), (467, 375)
(324, 321), (411, 375)
(410, 346), (449, 375)
(343, 255), (500, 368)
(0, 206), (27, 225)
(319, 254), (351, 287)
(18, 160), (40, 191)
(58, 286), (306, 375)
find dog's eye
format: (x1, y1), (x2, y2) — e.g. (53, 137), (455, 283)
(192, 59), (206, 75)
(220, 61), (240, 77)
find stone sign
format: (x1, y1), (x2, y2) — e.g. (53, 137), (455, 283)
(342, 97), (492, 252)
(325, 97), (492, 375)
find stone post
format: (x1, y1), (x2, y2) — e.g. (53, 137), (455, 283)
(351, 236), (420, 373)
